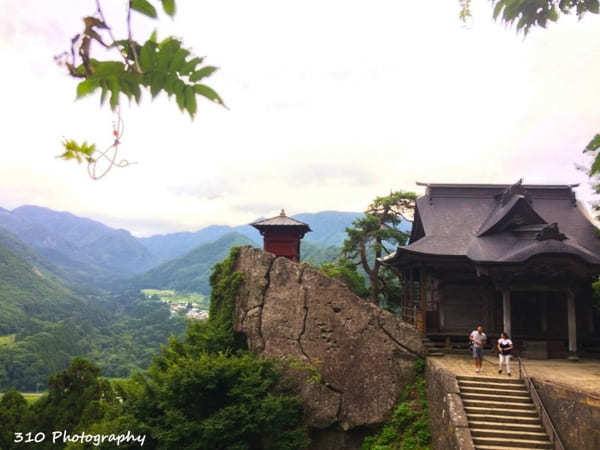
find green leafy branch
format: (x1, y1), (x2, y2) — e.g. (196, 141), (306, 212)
(59, 140), (96, 164)
(584, 134), (600, 176)
(58, 0), (225, 178)
(460, 1), (600, 35)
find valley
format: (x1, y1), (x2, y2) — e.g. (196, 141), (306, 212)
(0, 205), (364, 391)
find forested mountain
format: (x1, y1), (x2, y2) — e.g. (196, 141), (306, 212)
(0, 233), (87, 335)
(0, 234), (185, 390)
(0, 206), (157, 288)
(0, 205), (363, 389)
(300, 240), (341, 265)
(137, 225), (234, 265)
(0, 206), (369, 288)
(132, 232), (344, 295)
(131, 232), (258, 295)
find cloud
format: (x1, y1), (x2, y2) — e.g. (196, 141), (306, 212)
(2, 0), (600, 236)
(288, 163), (377, 187)
(233, 202), (283, 216)
(169, 179), (237, 200)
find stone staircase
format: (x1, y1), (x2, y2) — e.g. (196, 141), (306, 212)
(422, 337), (444, 357)
(458, 376), (553, 449)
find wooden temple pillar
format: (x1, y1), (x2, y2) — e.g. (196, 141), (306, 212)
(416, 269), (425, 332)
(566, 288), (577, 355)
(502, 287), (512, 337)
(540, 299), (548, 334)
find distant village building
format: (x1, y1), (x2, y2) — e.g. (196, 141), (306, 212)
(381, 180), (600, 358)
(251, 209), (311, 261)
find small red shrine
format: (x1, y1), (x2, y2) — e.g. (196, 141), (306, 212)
(250, 209), (311, 261)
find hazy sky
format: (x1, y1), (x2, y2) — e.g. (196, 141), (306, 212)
(1, 1), (600, 236)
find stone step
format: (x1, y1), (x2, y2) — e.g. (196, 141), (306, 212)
(457, 376), (524, 385)
(470, 428), (549, 440)
(464, 406), (539, 418)
(460, 386), (529, 397)
(466, 414), (541, 425)
(472, 436), (552, 449)
(461, 392), (532, 403)
(475, 446), (550, 450)
(468, 420), (544, 433)
(459, 380), (528, 391)
(462, 398), (536, 410)
(426, 352), (445, 357)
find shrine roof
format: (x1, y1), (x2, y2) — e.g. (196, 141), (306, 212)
(381, 181), (600, 267)
(250, 209), (312, 233)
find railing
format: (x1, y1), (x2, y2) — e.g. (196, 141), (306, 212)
(518, 357), (566, 450)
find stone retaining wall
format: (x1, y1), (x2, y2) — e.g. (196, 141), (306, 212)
(425, 359), (474, 450)
(534, 378), (600, 450)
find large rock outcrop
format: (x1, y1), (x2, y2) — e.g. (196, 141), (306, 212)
(233, 246), (425, 447)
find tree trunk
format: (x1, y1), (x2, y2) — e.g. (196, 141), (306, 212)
(369, 273), (379, 305)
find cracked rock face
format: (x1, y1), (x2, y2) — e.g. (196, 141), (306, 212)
(234, 246), (425, 439)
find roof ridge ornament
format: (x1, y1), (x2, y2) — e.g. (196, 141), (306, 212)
(536, 223), (567, 241)
(280, 208), (286, 216)
(496, 178), (531, 205)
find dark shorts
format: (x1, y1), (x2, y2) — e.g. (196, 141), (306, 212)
(472, 346), (483, 359)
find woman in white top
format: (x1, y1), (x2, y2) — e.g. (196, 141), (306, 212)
(497, 332), (513, 376)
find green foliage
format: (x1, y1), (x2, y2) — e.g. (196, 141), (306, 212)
(459, 0), (472, 21)
(131, 0), (159, 18)
(414, 359), (426, 377)
(584, 134), (600, 181)
(466, 1), (600, 35)
(286, 357), (324, 385)
(0, 389), (31, 450)
(207, 246), (246, 352)
(75, 247), (308, 449)
(0, 286), (186, 391)
(58, 139), (96, 164)
(362, 360), (430, 450)
(71, 38), (224, 119)
(341, 191), (416, 304)
(61, 0), (224, 173)
(0, 333), (16, 346)
(31, 358), (114, 434)
(319, 260), (369, 298)
(1, 246), (309, 449)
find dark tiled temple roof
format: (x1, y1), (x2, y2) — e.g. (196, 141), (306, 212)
(381, 181), (600, 266)
(251, 209), (312, 234)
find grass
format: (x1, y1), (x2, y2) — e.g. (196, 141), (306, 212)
(23, 393), (44, 404)
(0, 392), (44, 404)
(141, 289), (209, 309)
(361, 359), (431, 450)
(0, 334), (16, 346)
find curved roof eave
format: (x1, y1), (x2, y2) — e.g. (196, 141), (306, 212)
(380, 241), (600, 269)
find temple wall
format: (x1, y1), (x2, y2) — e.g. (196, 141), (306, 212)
(438, 282), (498, 334)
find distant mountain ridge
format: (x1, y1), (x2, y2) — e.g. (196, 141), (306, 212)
(0, 206), (158, 287)
(0, 205), (411, 292)
(138, 211), (366, 264)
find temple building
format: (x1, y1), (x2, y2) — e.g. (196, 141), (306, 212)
(381, 180), (600, 358)
(251, 209), (311, 262)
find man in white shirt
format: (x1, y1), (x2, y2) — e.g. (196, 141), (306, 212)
(469, 325), (487, 373)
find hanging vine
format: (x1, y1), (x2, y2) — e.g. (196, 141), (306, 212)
(56, 0), (225, 179)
